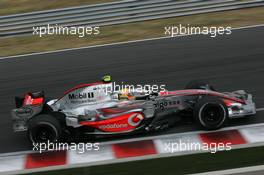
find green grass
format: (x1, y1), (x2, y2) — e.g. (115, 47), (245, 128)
(0, 7), (264, 57)
(28, 146), (264, 175)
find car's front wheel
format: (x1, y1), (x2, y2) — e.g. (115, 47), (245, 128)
(194, 96), (228, 130)
(28, 114), (62, 144)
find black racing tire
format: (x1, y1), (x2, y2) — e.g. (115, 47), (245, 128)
(185, 80), (215, 91)
(28, 114), (62, 144)
(194, 96), (228, 130)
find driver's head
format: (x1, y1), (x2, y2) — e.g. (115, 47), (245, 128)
(118, 88), (135, 100)
(102, 75), (111, 83)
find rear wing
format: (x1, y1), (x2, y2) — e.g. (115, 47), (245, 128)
(12, 91), (45, 132)
(15, 91), (45, 108)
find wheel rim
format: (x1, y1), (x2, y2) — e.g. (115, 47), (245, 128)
(200, 103), (225, 127)
(32, 123), (57, 143)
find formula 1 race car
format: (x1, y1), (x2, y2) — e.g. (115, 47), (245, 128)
(12, 77), (256, 143)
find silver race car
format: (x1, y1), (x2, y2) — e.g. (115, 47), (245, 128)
(12, 76), (256, 143)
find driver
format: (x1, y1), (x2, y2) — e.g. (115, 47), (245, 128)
(118, 88), (135, 100)
(101, 75), (157, 100)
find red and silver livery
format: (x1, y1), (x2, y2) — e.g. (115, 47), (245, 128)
(11, 80), (256, 143)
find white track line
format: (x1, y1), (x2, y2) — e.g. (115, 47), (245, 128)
(0, 24), (264, 60)
(191, 164), (264, 175)
(256, 108), (264, 111)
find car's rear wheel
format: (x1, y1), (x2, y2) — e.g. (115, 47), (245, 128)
(194, 96), (228, 130)
(28, 114), (62, 144)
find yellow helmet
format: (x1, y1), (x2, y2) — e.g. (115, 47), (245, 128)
(102, 75), (111, 83)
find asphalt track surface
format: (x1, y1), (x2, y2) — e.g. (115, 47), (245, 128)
(0, 26), (263, 153)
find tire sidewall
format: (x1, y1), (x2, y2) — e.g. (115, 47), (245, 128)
(195, 96), (228, 130)
(28, 114), (61, 144)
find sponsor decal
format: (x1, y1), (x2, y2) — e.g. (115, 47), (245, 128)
(99, 123), (128, 129)
(80, 112), (145, 132)
(68, 92), (94, 100)
(128, 113), (144, 126)
(154, 100), (179, 110)
(97, 113), (144, 130)
(70, 99), (95, 104)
